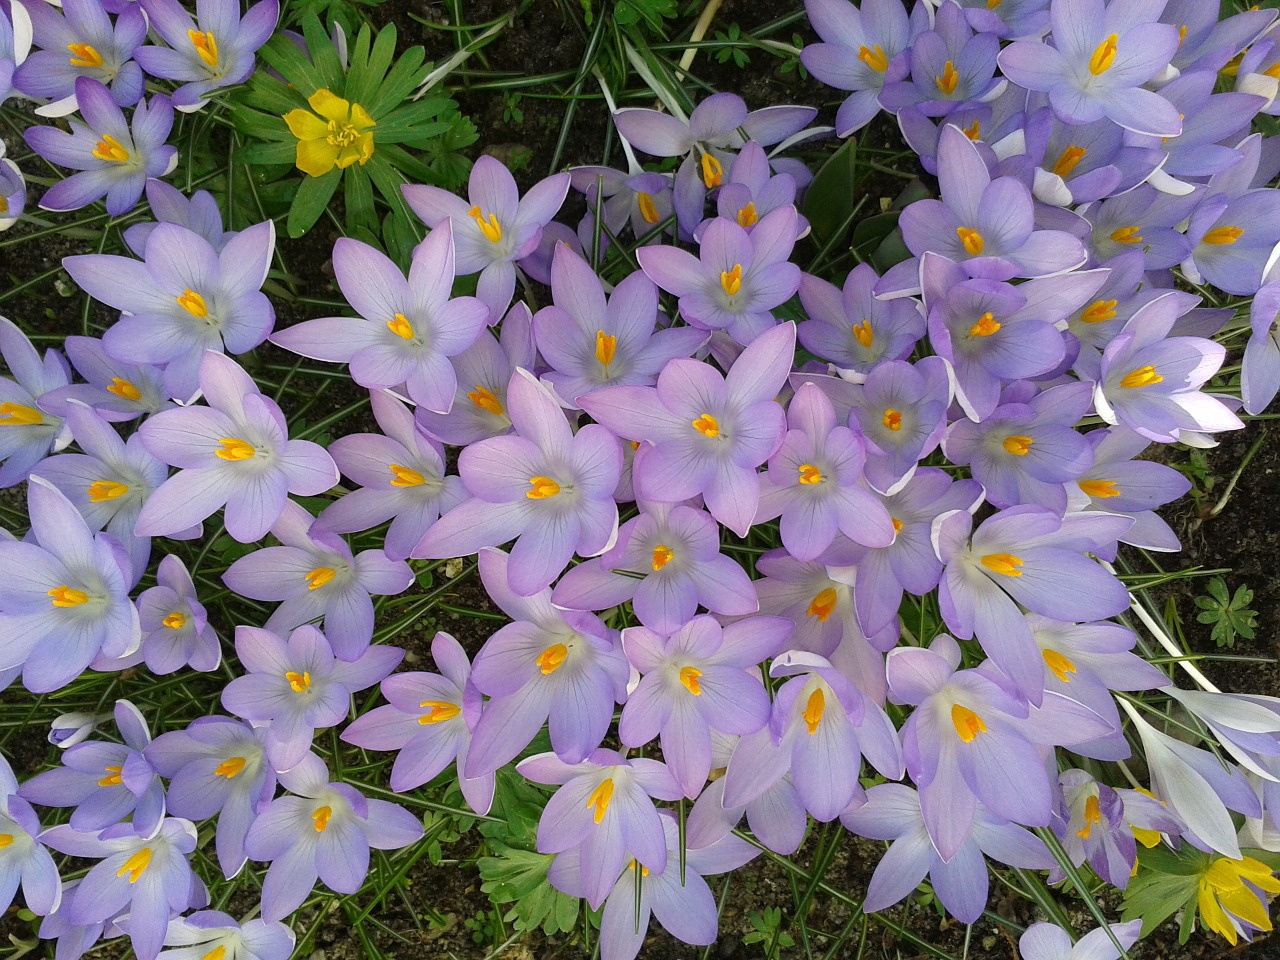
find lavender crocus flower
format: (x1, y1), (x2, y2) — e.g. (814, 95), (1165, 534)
(1129, 72), (1262, 184)
(753, 549), (862, 661)
(0, 754), (61, 916)
(271, 224), (489, 413)
(1242, 281), (1280, 415)
(415, 368), (621, 596)
(580, 321), (794, 537)
(686, 738), (809, 855)
(145, 716), (274, 879)
(342, 631), (494, 814)
(25, 77), (174, 216)
(36, 878), (124, 960)
(135, 0), (278, 110)
(124, 180), (237, 257)
(0, 141), (24, 229)
(318, 390), (465, 561)
(463, 548), (629, 777)
(1016, 109), (1162, 208)
(157, 911), (294, 960)
(796, 263), (924, 374)
(64, 219), (275, 400)
(619, 616), (791, 797)
(0, 476), (139, 692)
(242, 753), (423, 922)
(42, 335), (170, 423)
(638, 205), (801, 345)
(134, 352), (338, 542)
(950, 0), (1049, 38)
(14, 0), (144, 112)
(1077, 184), (1198, 269)
(403, 155), (570, 320)
(569, 165), (675, 251)
(136, 554), (219, 674)
(49, 710), (107, 749)
(1182, 188), (1280, 296)
(223, 500), (413, 660)
(997, 0), (1183, 137)
(221, 625), (402, 769)
(519, 749), (683, 910)
(0, 315), (70, 487)
(21, 700), (163, 836)
(1019, 920), (1141, 960)
(0, 1), (33, 107)
(697, 141), (808, 242)
(878, 1), (1005, 117)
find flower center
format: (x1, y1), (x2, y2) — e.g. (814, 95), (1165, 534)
(1110, 224), (1142, 244)
(468, 385), (504, 416)
(215, 756), (246, 778)
(188, 29), (218, 67)
(327, 119), (361, 147)
(49, 585), (89, 607)
(92, 134), (130, 164)
(679, 665), (702, 696)
(951, 703), (987, 742)
(536, 643), (568, 674)
(1042, 648), (1077, 683)
(595, 330), (617, 368)
(87, 479), (129, 502)
(215, 437), (256, 461)
(1052, 145), (1087, 178)
(802, 688), (825, 735)
(286, 670), (311, 693)
(700, 153), (723, 188)
(858, 44), (888, 72)
(586, 778), (614, 824)
(203, 947), (227, 960)
(418, 700), (461, 724)
(312, 805), (332, 832)
(305, 567), (336, 590)
(177, 289), (209, 318)
(389, 463), (425, 487)
(1002, 435), (1033, 456)
(162, 610), (187, 630)
(968, 312), (1001, 337)
(964, 119), (981, 140)
(1081, 298), (1118, 324)
(651, 544), (674, 571)
(468, 206), (502, 243)
(98, 764), (124, 786)
(882, 408), (902, 431)
(852, 319), (874, 348)
(891, 517), (903, 535)
(0, 402), (42, 426)
(1089, 34), (1119, 75)
(526, 476), (560, 499)
(387, 313), (414, 339)
(720, 263), (742, 297)
(1120, 365), (1163, 388)
(1078, 478), (1119, 498)
(0, 835), (12, 848)
(1077, 794), (1102, 838)
(67, 42), (104, 68)
(637, 192), (659, 223)
(118, 848), (152, 883)
(798, 463), (823, 485)
(956, 226), (984, 255)
(106, 377), (142, 401)
(1202, 225), (1244, 245)
(935, 60), (959, 95)
(737, 202), (758, 228)
(692, 413), (720, 438)
(981, 552), (1024, 576)
(806, 587), (837, 622)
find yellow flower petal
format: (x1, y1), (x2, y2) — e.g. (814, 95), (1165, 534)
(349, 102), (376, 132)
(283, 108), (329, 141)
(296, 138), (339, 177)
(308, 88), (351, 123)
(1218, 884), (1273, 932)
(1199, 883), (1238, 945)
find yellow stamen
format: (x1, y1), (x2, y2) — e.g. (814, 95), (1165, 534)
(468, 385), (504, 417)
(700, 153), (723, 188)
(1052, 145), (1087, 179)
(858, 43), (888, 72)
(956, 226), (984, 255)
(387, 313), (414, 339)
(1110, 224), (1143, 244)
(417, 700), (461, 724)
(595, 330), (617, 367)
(214, 756), (246, 778)
(1080, 298), (1118, 324)
(162, 610), (187, 630)
(87, 480), (129, 502)
(1043, 648), (1077, 683)
(806, 587), (837, 623)
(67, 42), (104, 68)
(0, 402), (42, 426)
(981, 553), (1023, 577)
(692, 413), (720, 438)
(188, 29), (218, 67)
(526, 476), (560, 499)
(92, 134), (130, 164)
(964, 120), (981, 140)
(1002, 435), (1033, 456)
(637, 191), (659, 223)
(679, 665), (702, 696)
(951, 703), (987, 742)
(802, 688), (825, 735)
(935, 60), (959, 95)
(305, 567), (335, 590)
(106, 377), (142, 401)
(1177, 24), (1188, 46)
(176, 289), (208, 318)
(1266, 60), (1280, 80)
(117, 848), (152, 883)
(1120, 365), (1163, 388)
(987, 0), (1002, 7)
(720, 263), (742, 297)
(798, 463), (823, 485)
(1077, 794), (1101, 838)
(852, 319), (874, 348)
(98, 764), (123, 786)
(215, 437), (255, 461)
(0, 835), (12, 849)
(882, 408), (902, 431)
(468, 206), (502, 243)
(629, 858), (650, 877)
(1078, 478), (1120, 498)
(202, 946), (227, 960)
(536, 643), (568, 675)
(651, 544), (674, 571)
(737, 202), (759, 228)
(891, 517), (903, 535)
(286, 670), (311, 693)
(968, 312), (1001, 337)
(1089, 33), (1119, 75)
(389, 463), (425, 487)
(586, 778), (615, 823)
(1202, 225), (1243, 245)
(49, 585), (89, 607)
(312, 805), (332, 832)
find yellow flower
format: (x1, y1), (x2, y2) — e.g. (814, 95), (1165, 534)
(1197, 855), (1280, 945)
(282, 89), (376, 178)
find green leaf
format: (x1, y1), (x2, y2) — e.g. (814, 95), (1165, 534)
(367, 45), (427, 119)
(342, 24), (374, 108)
(235, 141), (297, 165)
(802, 137), (859, 249)
(258, 33), (326, 95)
(344, 163), (376, 234)
(287, 167), (341, 238)
(477, 843), (579, 936)
(301, 14), (346, 91)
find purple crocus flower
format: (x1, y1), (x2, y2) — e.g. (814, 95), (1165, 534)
(1182, 188), (1280, 296)
(753, 549), (862, 661)
(1014, 108), (1162, 208)
(1164, 0), (1276, 76)
(685, 741), (809, 855)
(950, 0), (1049, 38)
(797, 263), (925, 375)
(242, 753), (423, 922)
(551, 500), (758, 634)
(519, 749), (683, 910)
(48, 710), (108, 750)
(1020, 920), (1142, 960)
(403, 155), (570, 320)
(462, 548), (629, 777)
(1076, 183), (1198, 270)
(637, 205), (800, 345)
(0, 0), (33, 107)
(0, 476), (139, 692)
(317, 390), (465, 561)
(0, 315), (71, 487)
(144, 716), (274, 879)
(135, 0), (278, 110)
(25, 77), (174, 217)
(697, 141), (809, 242)
(341, 631), (494, 814)
(1129, 72), (1262, 184)
(878, 1), (1004, 118)
(569, 165), (675, 250)
(42, 335), (170, 423)
(21, 699), (164, 837)
(124, 180), (237, 257)
(532, 244), (706, 406)
(998, 0), (1183, 137)
(414, 368), (621, 596)
(36, 878), (125, 960)
(221, 624), (402, 769)
(135, 554), (220, 674)
(1242, 281), (1280, 415)
(580, 321), (794, 537)
(618, 615), (791, 797)
(134, 351), (338, 543)
(222, 500), (413, 660)
(0, 142), (25, 229)
(0, 754), (61, 916)
(14, 0), (145, 112)
(41, 818), (200, 960)
(157, 911), (294, 960)
(270, 224), (489, 413)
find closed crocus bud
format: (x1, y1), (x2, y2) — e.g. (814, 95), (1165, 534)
(48, 711), (107, 749)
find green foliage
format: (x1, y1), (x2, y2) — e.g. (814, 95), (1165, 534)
(713, 24), (750, 68)
(1193, 576), (1258, 648)
(743, 907), (795, 954)
(502, 92), (525, 126)
(613, 0), (679, 33)
(1121, 844), (1205, 941)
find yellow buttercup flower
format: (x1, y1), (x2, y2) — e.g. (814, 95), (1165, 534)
(282, 89), (376, 178)
(1197, 855), (1280, 945)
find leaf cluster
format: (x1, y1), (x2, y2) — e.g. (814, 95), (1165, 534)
(1193, 576), (1258, 648)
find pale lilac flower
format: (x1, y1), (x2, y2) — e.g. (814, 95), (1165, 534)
(48, 711), (107, 749)
(41, 335), (170, 423)
(135, 554), (219, 674)
(1019, 920), (1141, 960)
(0, 754), (61, 916)
(685, 740), (808, 855)
(1242, 281), (1280, 415)
(0, 139), (24, 229)
(1181, 188), (1280, 296)
(0, 315), (71, 487)
(950, 0), (1049, 38)
(1017, 109), (1162, 208)
(124, 180), (237, 256)
(797, 263), (924, 374)
(0, 0), (33, 107)
(156, 911), (294, 960)
(569, 166), (675, 250)
(697, 141), (808, 242)
(1077, 184), (1199, 269)
(14, 0), (145, 112)
(878, 1), (1005, 117)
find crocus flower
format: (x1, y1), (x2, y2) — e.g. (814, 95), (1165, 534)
(64, 219), (275, 401)
(223, 500), (413, 660)
(14, 0), (145, 112)
(1242, 281), (1280, 415)
(580, 321), (794, 537)
(618, 615), (791, 797)
(36, 878), (124, 960)
(1076, 184), (1198, 269)
(0, 315), (70, 487)
(25, 77), (174, 216)
(0, 754), (61, 916)
(135, 554), (219, 674)
(0, 140), (24, 229)
(1165, 0), (1276, 76)
(134, 352), (338, 542)
(569, 165), (675, 250)
(123, 180), (237, 256)
(753, 549), (862, 661)
(998, 0), (1182, 136)
(1130, 72), (1262, 185)
(1020, 919), (1141, 960)
(950, 0), (1049, 38)
(685, 744), (809, 855)
(42, 335), (170, 423)
(222, 625), (401, 770)
(519, 749), (683, 910)
(796, 263), (924, 375)
(1162, 688), (1280, 787)
(0, 0), (33, 107)
(145, 716), (274, 879)
(697, 141), (808, 242)
(48, 710), (107, 749)
(403, 155), (571, 319)
(1016, 109), (1162, 208)
(41, 818), (200, 960)
(462, 548), (629, 777)
(317, 390), (465, 561)
(0, 476), (139, 692)
(135, 0), (278, 109)
(156, 911), (294, 960)
(270, 224), (489, 413)
(1182, 188), (1280, 296)
(414, 368), (621, 596)
(282, 88), (375, 177)
(878, 1), (1004, 117)
(637, 205), (801, 345)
